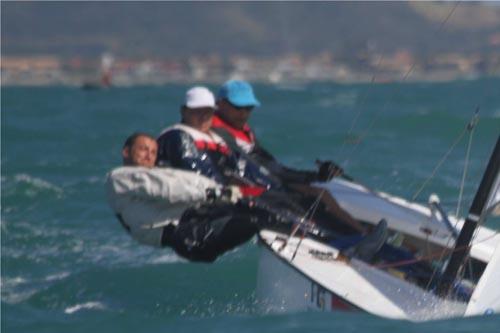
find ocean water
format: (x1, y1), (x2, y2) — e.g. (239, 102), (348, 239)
(1, 78), (499, 332)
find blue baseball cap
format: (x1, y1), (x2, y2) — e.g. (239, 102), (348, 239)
(218, 80), (261, 108)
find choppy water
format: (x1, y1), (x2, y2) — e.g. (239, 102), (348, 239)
(2, 78), (499, 332)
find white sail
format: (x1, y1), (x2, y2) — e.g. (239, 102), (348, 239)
(465, 170), (500, 316)
(465, 234), (500, 316)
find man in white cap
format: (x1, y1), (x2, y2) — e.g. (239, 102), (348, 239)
(156, 86), (278, 189)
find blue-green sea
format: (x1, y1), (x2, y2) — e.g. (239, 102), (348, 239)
(2, 79), (500, 332)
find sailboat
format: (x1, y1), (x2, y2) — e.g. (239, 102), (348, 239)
(256, 137), (499, 321)
(81, 53), (114, 90)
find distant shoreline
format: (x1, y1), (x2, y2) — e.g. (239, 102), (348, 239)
(2, 74), (499, 88)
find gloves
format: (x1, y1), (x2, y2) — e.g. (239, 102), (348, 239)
(206, 186), (242, 203)
(316, 160), (343, 182)
(206, 186), (243, 203)
(220, 185), (243, 203)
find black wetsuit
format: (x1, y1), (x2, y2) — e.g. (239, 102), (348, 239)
(161, 194), (300, 262)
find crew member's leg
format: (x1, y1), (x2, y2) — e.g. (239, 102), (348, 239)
(162, 203), (258, 262)
(286, 183), (366, 234)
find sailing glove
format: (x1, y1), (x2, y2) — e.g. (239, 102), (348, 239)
(206, 186), (243, 204)
(221, 186), (243, 203)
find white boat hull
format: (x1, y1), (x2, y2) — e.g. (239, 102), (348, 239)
(257, 230), (467, 321)
(256, 177), (500, 320)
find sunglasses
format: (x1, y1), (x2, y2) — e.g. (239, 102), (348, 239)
(228, 102), (254, 112)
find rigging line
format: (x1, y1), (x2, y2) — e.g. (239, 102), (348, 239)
(425, 214), (463, 291)
(456, 109), (479, 217)
(424, 208), (473, 291)
(339, 2), (461, 169)
(436, 1), (461, 35)
(341, 99), (391, 167)
(286, 218), (305, 243)
(304, 195), (323, 221)
(342, 46), (423, 168)
(411, 126), (468, 201)
(340, 61), (417, 169)
(338, 55), (384, 158)
(424, 110), (479, 285)
(328, 1), (461, 184)
(288, 2), (464, 248)
(411, 110), (479, 202)
(291, 226), (308, 261)
(373, 229), (500, 269)
(427, 122), (489, 290)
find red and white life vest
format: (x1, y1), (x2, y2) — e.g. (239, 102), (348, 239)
(158, 123), (266, 197)
(159, 123), (231, 156)
(212, 115), (256, 153)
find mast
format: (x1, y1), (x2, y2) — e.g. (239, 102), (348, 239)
(437, 136), (500, 296)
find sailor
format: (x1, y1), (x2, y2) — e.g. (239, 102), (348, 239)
(106, 132), (280, 262)
(156, 86), (279, 190)
(108, 132), (389, 263)
(213, 80), (343, 184)
(213, 80), (366, 235)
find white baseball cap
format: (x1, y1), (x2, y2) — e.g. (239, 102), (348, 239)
(184, 86), (216, 109)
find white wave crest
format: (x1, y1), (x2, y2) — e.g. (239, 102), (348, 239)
(147, 253), (184, 265)
(13, 173), (63, 194)
(0, 276), (28, 288)
(1, 289), (38, 304)
(45, 271), (71, 281)
(64, 301), (106, 314)
(1, 276), (38, 304)
(1, 271), (72, 304)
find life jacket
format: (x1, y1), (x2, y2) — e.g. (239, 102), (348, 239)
(212, 115), (256, 153)
(158, 123), (276, 193)
(162, 123), (231, 156)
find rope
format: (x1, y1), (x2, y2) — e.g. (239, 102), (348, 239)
(318, 0), (462, 200)
(420, 110), (480, 290)
(339, 1), (461, 172)
(436, 1), (461, 35)
(411, 127), (467, 201)
(373, 229), (499, 270)
(337, 55), (384, 158)
(411, 110), (479, 202)
(456, 109), (479, 217)
(284, 1), (463, 256)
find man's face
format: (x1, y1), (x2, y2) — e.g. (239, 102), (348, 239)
(216, 99), (253, 130)
(123, 136), (158, 168)
(181, 107), (214, 133)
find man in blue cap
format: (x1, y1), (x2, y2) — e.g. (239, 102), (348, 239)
(213, 80), (344, 185)
(212, 80), (368, 236)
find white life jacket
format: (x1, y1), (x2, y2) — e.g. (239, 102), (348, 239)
(106, 166), (220, 247)
(159, 123), (230, 154)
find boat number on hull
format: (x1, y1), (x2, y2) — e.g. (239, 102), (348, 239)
(310, 282), (327, 310)
(310, 282), (355, 312)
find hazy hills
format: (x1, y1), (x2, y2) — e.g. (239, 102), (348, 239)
(2, 2), (500, 59)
